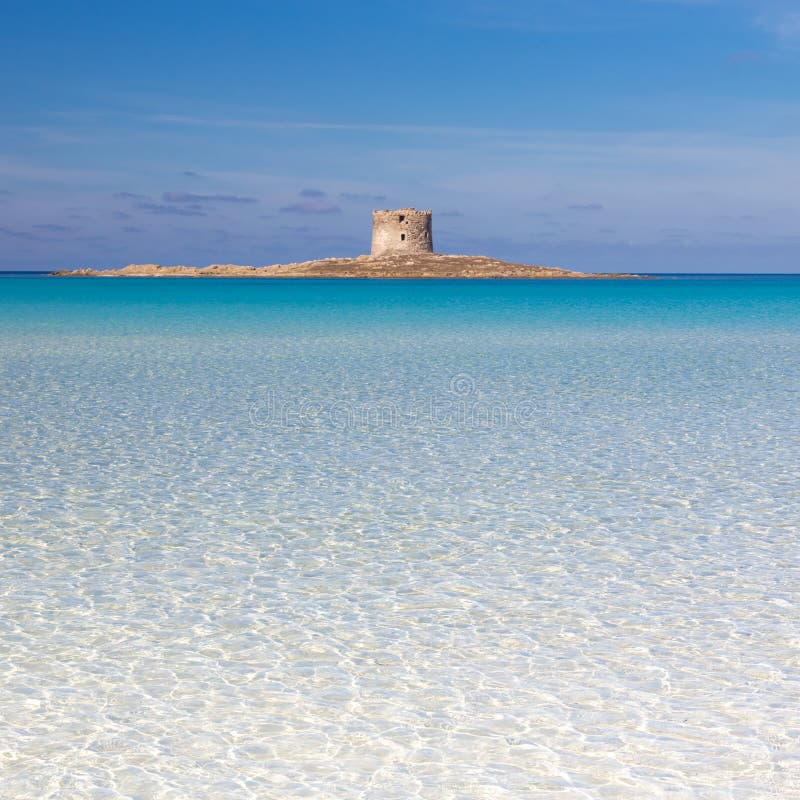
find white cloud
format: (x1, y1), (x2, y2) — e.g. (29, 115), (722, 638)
(759, 10), (800, 46)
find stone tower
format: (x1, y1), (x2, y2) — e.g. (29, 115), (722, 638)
(371, 208), (433, 257)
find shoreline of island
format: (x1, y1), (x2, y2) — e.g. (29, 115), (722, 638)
(51, 253), (642, 280)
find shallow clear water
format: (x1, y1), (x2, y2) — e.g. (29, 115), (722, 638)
(1, 275), (799, 799)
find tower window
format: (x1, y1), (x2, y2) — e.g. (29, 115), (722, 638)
(400, 234), (406, 241)
(399, 215), (405, 222)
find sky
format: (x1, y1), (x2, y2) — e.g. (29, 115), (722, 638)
(1, 0), (800, 272)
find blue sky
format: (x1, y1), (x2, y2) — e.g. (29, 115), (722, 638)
(1, 0), (800, 272)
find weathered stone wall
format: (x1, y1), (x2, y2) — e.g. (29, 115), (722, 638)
(371, 208), (433, 257)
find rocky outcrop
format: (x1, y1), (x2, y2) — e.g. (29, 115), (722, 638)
(52, 254), (638, 279)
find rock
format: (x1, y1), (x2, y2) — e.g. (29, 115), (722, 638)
(51, 254), (642, 279)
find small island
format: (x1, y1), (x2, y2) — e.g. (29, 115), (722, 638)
(52, 208), (638, 279)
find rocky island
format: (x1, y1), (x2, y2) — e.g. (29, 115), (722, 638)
(52, 253), (634, 279)
(51, 208), (639, 279)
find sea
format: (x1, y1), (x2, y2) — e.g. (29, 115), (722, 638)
(1, 273), (798, 799)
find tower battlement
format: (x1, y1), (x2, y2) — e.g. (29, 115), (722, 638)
(371, 208), (433, 257)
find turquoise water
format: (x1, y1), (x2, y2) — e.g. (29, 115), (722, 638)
(1, 275), (799, 799)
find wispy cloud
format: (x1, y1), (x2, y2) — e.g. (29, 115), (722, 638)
(163, 191), (258, 204)
(759, 10), (800, 47)
(340, 192), (387, 203)
(438, 209), (464, 217)
(136, 202), (207, 217)
(299, 188), (326, 198)
(113, 192), (149, 200)
(0, 226), (39, 240)
(279, 199), (341, 214)
(728, 50), (764, 63)
(33, 223), (74, 232)
(0, 225), (79, 241)
(444, 0), (800, 51)
(568, 203), (604, 211)
(148, 113), (513, 138)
